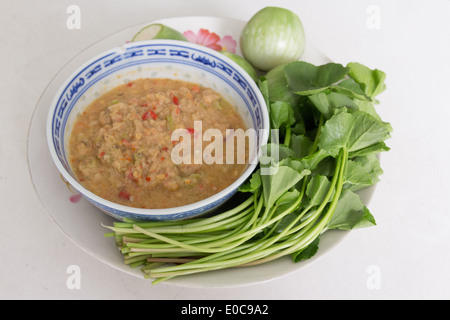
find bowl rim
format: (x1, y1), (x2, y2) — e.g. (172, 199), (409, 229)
(46, 39), (270, 218)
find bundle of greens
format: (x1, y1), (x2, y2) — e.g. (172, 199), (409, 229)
(103, 61), (391, 285)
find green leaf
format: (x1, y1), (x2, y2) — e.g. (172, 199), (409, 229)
(272, 189), (303, 222)
(265, 64), (302, 107)
(306, 175), (335, 206)
(347, 111), (391, 153)
(332, 78), (371, 101)
(285, 61), (349, 95)
(353, 154), (383, 185)
(291, 237), (320, 262)
(318, 110), (356, 157)
(317, 107), (391, 159)
(290, 134), (313, 158)
(291, 120), (306, 135)
(300, 149), (330, 171)
(239, 170), (262, 193)
(308, 91), (358, 119)
(276, 189), (301, 206)
(355, 206), (377, 229)
(310, 156), (336, 178)
(260, 143), (296, 166)
(353, 99), (381, 120)
(261, 166), (308, 208)
(327, 190), (376, 230)
(347, 62), (387, 99)
(348, 141), (390, 157)
(270, 101), (296, 130)
(278, 157), (308, 174)
(344, 159), (374, 191)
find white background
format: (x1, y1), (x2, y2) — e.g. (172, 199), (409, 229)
(1, 0), (449, 300)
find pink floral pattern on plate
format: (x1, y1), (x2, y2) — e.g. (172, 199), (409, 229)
(59, 173), (82, 203)
(183, 29), (237, 54)
(70, 193), (82, 203)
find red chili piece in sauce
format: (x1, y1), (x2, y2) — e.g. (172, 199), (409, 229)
(118, 191), (131, 201)
(142, 110), (157, 120)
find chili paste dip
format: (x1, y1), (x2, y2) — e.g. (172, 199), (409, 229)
(69, 78), (249, 209)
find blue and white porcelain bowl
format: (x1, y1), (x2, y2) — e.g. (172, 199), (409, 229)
(46, 40), (269, 221)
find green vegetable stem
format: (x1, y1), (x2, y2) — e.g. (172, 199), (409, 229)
(103, 60), (391, 284)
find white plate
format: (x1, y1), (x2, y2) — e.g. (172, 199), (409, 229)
(27, 16), (375, 288)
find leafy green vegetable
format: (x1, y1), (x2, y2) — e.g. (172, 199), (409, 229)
(327, 190), (376, 230)
(260, 165), (308, 208)
(290, 134), (313, 158)
(318, 110), (356, 156)
(334, 78), (371, 101)
(291, 237), (320, 262)
(354, 154), (383, 185)
(347, 62), (386, 100)
(103, 58), (391, 285)
(344, 159), (374, 191)
(308, 92), (358, 119)
(270, 101), (296, 132)
(265, 64), (302, 107)
(285, 61), (349, 95)
(239, 169), (262, 193)
(306, 175), (334, 206)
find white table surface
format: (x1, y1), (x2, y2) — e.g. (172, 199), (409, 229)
(1, 0), (449, 300)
